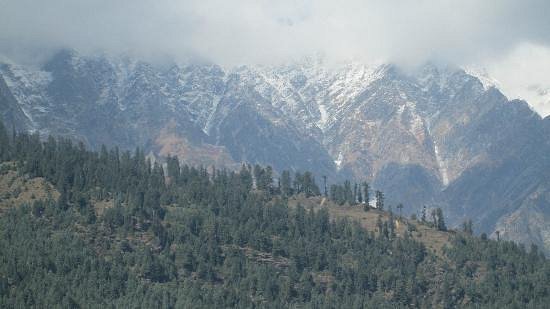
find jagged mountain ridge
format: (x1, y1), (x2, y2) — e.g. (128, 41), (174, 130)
(1, 50), (549, 254)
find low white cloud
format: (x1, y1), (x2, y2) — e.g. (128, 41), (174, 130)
(2, 0), (550, 65)
(482, 44), (550, 117)
(1, 0), (550, 114)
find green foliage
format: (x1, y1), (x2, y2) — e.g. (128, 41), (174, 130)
(445, 234), (550, 308)
(432, 207), (447, 231)
(280, 170), (293, 197)
(254, 164), (273, 193)
(0, 119), (548, 308)
(375, 190), (384, 210)
(0, 121), (11, 161)
(329, 180), (361, 206)
(462, 219), (474, 235)
(292, 171), (320, 197)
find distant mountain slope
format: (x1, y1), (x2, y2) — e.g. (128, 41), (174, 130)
(0, 73), (30, 131)
(1, 50), (549, 254)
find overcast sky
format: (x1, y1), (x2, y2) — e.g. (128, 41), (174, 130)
(1, 0), (550, 115)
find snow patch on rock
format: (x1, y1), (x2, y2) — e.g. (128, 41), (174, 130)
(334, 152), (343, 170)
(464, 67), (502, 91)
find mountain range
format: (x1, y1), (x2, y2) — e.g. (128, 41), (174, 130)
(1, 49), (549, 254)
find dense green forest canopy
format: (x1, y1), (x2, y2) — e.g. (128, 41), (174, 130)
(0, 120), (549, 308)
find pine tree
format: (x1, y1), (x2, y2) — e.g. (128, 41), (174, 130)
(388, 206), (396, 238)
(240, 164), (253, 191)
(362, 182), (370, 206)
(375, 190), (384, 211)
(344, 180), (353, 204)
(396, 203), (404, 219)
(293, 172), (302, 193)
(431, 209), (437, 228)
(462, 220), (473, 235)
(280, 170), (293, 197)
(166, 155), (181, 185)
(300, 172), (320, 197)
(0, 120), (11, 161)
(322, 175), (327, 197)
(434, 208), (446, 231)
(421, 205), (427, 223)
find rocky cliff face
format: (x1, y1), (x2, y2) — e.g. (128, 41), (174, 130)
(1, 50), (549, 254)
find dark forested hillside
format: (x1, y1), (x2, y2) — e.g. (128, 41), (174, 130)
(3, 52), (550, 255)
(0, 120), (549, 308)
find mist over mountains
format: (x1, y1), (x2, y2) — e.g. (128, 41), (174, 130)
(1, 49), (549, 254)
